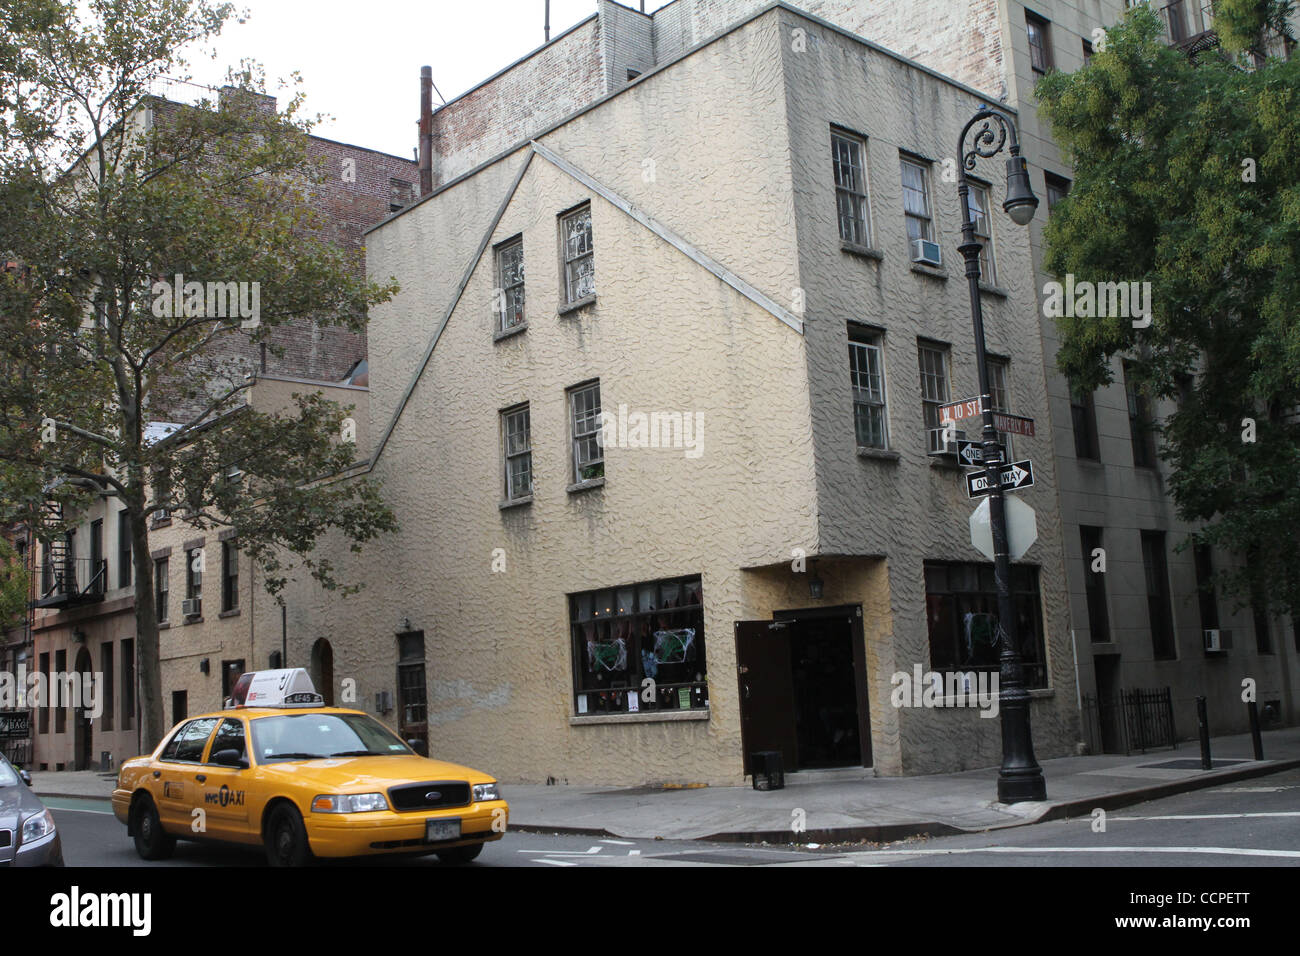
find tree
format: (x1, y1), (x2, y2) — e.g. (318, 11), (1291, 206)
(1035, 4), (1300, 615)
(0, 0), (398, 747)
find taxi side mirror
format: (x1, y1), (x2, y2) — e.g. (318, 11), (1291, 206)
(407, 738), (428, 757)
(18, 768), (31, 786)
(211, 748), (249, 769)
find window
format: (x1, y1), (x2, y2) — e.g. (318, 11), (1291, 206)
(849, 324), (888, 449)
(917, 341), (951, 451)
(1082, 37), (1094, 64)
(966, 182), (997, 285)
(1193, 540), (1219, 631)
(496, 236), (525, 332)
(155, 557), (169, 623)
(924, 562), (1048, 689)
(1045, 173), (1071, 214)
(117, 509), (131, 588)
(221, 541), (239, 612)
(171, 691), (187, 727)
(987, 356), (1013, 458)
(1026, 11), (1052, 74)
(207, 718), (246, 764)
(832, 129), (871, 247)
(900, 157), (934, 243)
(1248, 552), (1272, 653)
(38, 652), (49, 734)
(501, 404), (533, 501)
(626, 68), (642, 81)
(1163, 0), (1188, 43)
(89, 519), (103, 593)
(396, 631), (427, 745)
(569, 575), (707, 714)
(1141, 531), (1177, 660)
(560, 204), (595, 303)
(121, 639), (134, 730)
(185, 547), (202, 603)
(159, 717), (218, 763)
(100, 641), (114, 732)
(1070, 382), (1100, 460)
(1124, 362), (1158, 468)
(221, 660), (246, 700)
(569, 381), (604, 482)
(54, 649), (66, 733)
(1080, 526), (1110, 642)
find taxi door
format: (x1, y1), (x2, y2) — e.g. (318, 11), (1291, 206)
(153, 716), (220, 833)
(194, 717), (254, 843)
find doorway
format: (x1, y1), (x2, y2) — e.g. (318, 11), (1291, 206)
(311, 638), (335, 706)
(734, 605), (871, 774)
(1095, 654), (1123, 754)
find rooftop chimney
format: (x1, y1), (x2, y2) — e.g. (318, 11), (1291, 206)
(418, 66), (433, 196)
(545, 0), (551, 42)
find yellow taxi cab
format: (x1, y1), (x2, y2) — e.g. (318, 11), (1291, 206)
(111, 669), (508, 866)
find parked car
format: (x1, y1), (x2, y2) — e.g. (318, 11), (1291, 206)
(112, 669), (509, 866)
(0, 752), (65, 866)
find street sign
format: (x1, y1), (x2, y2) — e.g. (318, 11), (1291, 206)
(965, 459), (1035, 498)
(939, 396), (988, 423)
(0, 712), (30, 738)
(956, 439), (984, 467)
(969, 495), (1038, 561)
(992, 412), (1035, 437)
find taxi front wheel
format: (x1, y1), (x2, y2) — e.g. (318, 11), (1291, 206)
(132, 796), (176, 861)
(265, 804), (315, 867)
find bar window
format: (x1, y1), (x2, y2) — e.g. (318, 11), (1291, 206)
(560, 204), (595, 304)
(966, 182), (997, 285)
(849, 324), (887, 449)
(496, 236), (525, 332)
(502, 404), (533, 501)
(570, 575), (707, 714)
(832, 129), (871, 247)
(569, 381), (604, 482)
(900, 157), (934, 243)
(221, 541), (239, 612)
(1026, 11), (1052, 74)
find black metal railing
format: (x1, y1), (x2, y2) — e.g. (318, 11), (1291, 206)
(35, 557), (107, 606)
(1082, 687), (1177, 755)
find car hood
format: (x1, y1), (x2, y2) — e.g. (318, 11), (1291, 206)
(257, 754), (494, 792)
(0, 784), (37, 824)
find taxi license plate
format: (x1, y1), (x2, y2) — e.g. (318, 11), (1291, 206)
(426, 819), (461, 843)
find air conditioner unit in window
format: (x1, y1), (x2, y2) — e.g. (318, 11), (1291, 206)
(1203, 628), (1231, 652)
(182, 597), (201, 617)
(912, 238), (942, 267)
(927, 427), (965, 456)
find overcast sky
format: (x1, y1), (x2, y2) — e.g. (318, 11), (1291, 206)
(179, 1), (676, 158)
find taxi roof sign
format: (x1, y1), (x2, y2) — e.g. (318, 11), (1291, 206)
(228, 668), (323, 709)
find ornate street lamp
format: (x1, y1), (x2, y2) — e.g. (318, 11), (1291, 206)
(956, 105), (1046, 803)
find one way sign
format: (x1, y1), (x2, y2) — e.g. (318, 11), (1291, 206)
(966, 460), (1035, 498)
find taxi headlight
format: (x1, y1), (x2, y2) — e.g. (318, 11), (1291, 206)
(20, 808), (56, 845)
(311, 792), (389, 813)
(473, 783), (501, 802)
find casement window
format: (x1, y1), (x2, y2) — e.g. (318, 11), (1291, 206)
(917, 340), (951, 451)
(1045, 172), (1071, 215)
(966, 182), (997, 285)
(568, 381), (604, 482)
(117, 508), (132, 587)
(1141, 530), (1177, 660)
(1080, 526), (1111, 643)
(924, 562), (1048, 689)
(560, 204), (595, 304)
(496, 236), (525, 332)
(900, 157), (934, 243)
(502, 404), (533, 501)
(155, 557), (169, 623)
(832, 129), (871, 247)
(848, 324), (888, 449)
(569, 575), (707, 715)
(1070, 382), (1100, 460)
(1026, 11), (1052, 74)
(221, 541), (239, 612)
(1124, 362), (1158, 468)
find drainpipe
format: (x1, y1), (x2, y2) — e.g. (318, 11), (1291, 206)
(545, 0), (550, 42)
(418, 66), (433, 196)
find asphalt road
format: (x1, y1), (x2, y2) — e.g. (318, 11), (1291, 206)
(45, 766), (1300, 867)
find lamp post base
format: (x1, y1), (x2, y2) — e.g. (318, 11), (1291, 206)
(997, 768), (1047, 804)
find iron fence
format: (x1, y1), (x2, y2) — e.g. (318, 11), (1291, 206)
(1082, 687), (1177, 755)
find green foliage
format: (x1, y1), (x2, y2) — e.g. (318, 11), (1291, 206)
(1036, 4), (1300, 614)
(0, 537), (28, 628)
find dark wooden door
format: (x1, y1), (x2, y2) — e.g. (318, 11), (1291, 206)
(734, 620), (798, 776)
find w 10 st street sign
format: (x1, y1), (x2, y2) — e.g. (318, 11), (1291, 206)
(966, 460), (1035, 498)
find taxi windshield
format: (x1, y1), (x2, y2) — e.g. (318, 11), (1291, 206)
(250, 713), (413, 763)
(0, 761), (17, 787)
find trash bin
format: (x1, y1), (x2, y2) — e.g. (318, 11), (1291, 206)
(751, 750), (784, 791)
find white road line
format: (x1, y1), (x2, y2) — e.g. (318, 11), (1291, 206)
(628, 849), (641, 856)
(535, 859), (577, 867)
(850, 846), (1300, 860)
(517, 846), (603, 856)
(1109, 812), (1300, 822)
(601, 839), (635, 845)
(49, 806), (114, 815)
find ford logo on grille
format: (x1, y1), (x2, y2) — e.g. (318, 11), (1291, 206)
(425, 791), (442, 802)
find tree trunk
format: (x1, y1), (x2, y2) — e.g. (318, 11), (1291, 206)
(127, 500), (165, 750)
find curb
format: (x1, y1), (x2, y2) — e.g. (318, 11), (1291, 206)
(33, 792), (113, 802)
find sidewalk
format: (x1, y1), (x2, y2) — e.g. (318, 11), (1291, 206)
(31, 727), (1300, 843)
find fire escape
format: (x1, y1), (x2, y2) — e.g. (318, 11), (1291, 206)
(33, 498), (106, 610)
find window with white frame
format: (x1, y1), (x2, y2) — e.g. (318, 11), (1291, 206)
(849, 324), (887, 449)
(569, 381), (604, 482)
(502, 404), (533, 501)
(966, 182), (998, 286)
(987, 356), (1014, 458)
(900, 157), (934, 244)
(496, 236), (525, 331)
(917, 341), (951, 451)
(832, 129), (871, 247)
(560, 204), (595, 304)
